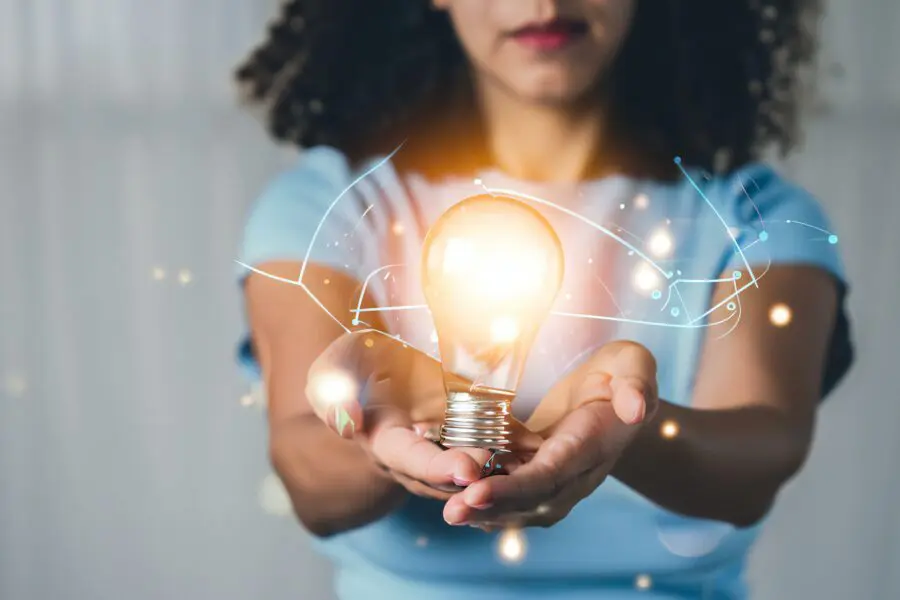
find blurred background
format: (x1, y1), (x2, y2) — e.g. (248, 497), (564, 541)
(0, 1), (897, 599)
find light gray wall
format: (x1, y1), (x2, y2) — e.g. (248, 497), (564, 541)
(0, 2), (896, 599)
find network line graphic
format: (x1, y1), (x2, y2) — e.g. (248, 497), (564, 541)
(235, 146), (839, 351)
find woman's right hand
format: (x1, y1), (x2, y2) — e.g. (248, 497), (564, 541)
(306, 330), (502, 501)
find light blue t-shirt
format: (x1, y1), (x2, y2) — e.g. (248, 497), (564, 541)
(236, 146), (851, 600)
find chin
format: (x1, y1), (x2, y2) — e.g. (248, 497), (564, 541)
(502, 61), (599, 105)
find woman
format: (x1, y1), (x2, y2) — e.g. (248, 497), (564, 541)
(235, 1), (853, 598)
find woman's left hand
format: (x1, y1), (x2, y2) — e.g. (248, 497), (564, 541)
(442, 341), (659, 529)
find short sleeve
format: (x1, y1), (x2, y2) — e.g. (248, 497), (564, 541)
(237, 146), (367, 282)
(722, 164), (853, 398)
(235, 146), (378, 381)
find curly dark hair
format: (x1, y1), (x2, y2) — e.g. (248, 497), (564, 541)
(236, 0), (821, 178)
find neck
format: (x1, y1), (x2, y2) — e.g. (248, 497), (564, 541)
(475, 81), (605, 183)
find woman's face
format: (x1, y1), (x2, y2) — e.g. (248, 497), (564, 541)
(434, 0), (636, 105)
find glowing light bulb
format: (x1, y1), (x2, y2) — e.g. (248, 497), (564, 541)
(422, 194), (564, 452)
(497, 527), (527, 563)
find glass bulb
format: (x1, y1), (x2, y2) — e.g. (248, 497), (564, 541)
(421, 194), (564, 451)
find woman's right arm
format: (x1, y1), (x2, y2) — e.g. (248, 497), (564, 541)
(245, 261), (494, 537)
(246, 261), (406, 537)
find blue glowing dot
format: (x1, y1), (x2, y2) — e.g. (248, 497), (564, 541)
(785, 219), (792, 224)
(676, 270), (682, 275)
(758, 230), (769, 242)
(670, 307), (681, 317)
(495, 464), (502, 470)
(733, 270), (742, 280)
(651, 290), (662, 300)
(727, 302), (736, 311)
(351, 319), (360, 326)
(828, 234), (839, 244)
(674, 156), (682, 165)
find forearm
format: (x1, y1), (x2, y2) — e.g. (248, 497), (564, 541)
(270, 414), (408, 537)
(611, 399), (813, 527)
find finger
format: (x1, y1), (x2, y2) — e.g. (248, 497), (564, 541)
(369, 421), (491, 487)
(609, 375), (648, 425)
(457, 401), (616, 511)
(389, 471), (457, 501)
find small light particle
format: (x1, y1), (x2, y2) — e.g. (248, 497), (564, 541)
(415, 536), (429, 548)
(3, 373), (28, 397)
(392, 222), (405, 235)
(323, 278), (331, 285)
(240, 393), (254, 407)
(634, 194), (650, 210)
(661, 420), (680, 439)
(619, 203), (626, 210)
(769, 303), (792, 327)
(152, 267), (166, 281)
(635, 574), (653, 591)
(647, 228), (674, 258)
(178, 269), (193, 286)
(364, 338), (375, 348)
(633, 262), (661, 294)
(497, 528), (527, 564)
(429, 330), (439, 344)
(828, 234), (838, 245)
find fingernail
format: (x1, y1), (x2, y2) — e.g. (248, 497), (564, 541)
(413, 424), (425, 437)
(452, 477), (472, 487)
(469, 502), (493, 510)
(631, 395), (645, 423)
(335, 406), (356, 437)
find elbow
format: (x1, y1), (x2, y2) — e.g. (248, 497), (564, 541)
(726, 436), (813, 528)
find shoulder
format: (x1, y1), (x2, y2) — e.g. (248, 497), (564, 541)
(260, 146), (356, 203)
(709, 162), (827, 225)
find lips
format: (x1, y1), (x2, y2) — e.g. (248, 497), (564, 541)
(510, 18), (589, 51)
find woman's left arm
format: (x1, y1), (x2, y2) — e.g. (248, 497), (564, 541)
(444, 265), (840, 528)
(612, 265), (838, 526)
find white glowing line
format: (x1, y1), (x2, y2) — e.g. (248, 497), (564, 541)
(354, 263), (406, 322)
(235, 261), (351, 334)
(485, 186), (673, 279)
(715, 276), (744, 339)
(676, 162), (758, 288)
(353, 304), (429, 313)
(689, 260), (773, 324)
(592, 273), (626, 317)
(551, 309), (736, 329)
(784, 219), (832, 235)
(742, 239), (761, 251)
(737, 175), (766, 227)
(673, 285), (692, 322)
(298, 146), (403, 284)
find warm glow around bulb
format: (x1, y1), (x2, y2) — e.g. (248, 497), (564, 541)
(490, 316), (520, 344)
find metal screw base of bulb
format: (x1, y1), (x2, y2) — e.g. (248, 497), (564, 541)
(439, 391), (513, 452)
